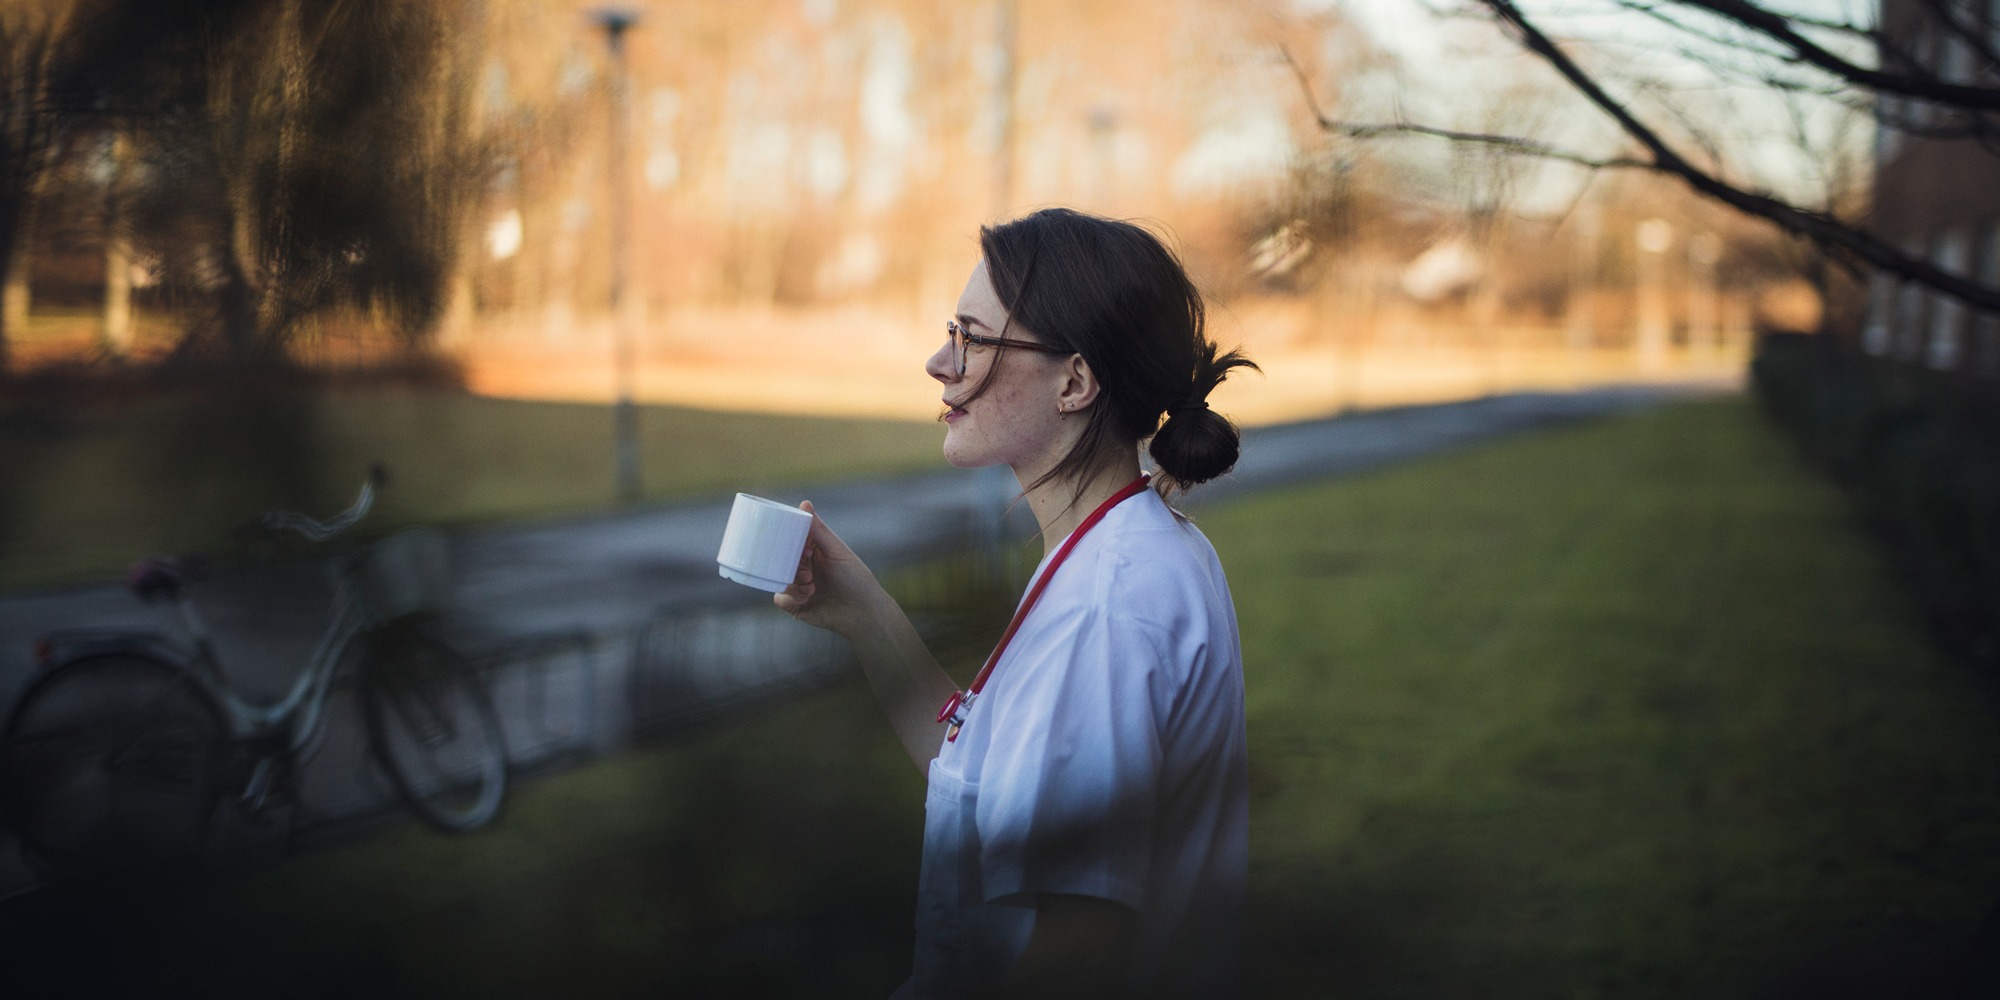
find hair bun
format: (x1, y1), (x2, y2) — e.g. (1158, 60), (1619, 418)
(1149, 402), (1239, 487)
(1148, 343), (1258, 492)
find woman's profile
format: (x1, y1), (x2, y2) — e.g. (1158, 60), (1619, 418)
(776, 207), (1256, 999)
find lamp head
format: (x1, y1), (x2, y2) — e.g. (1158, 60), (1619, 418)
(590, 7), (640, 41)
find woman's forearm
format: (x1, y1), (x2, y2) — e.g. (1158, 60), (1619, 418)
(844, 591), (962, 773)
(770, 502), (960, 772)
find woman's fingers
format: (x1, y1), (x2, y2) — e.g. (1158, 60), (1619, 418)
(775, 509), (820, 615)
(774, 581), (811, 612)
(775, 559), (814, 611)
(798, 499), (856, 561)
(789, 549), (814, 589)
(777, 499), (876, 631)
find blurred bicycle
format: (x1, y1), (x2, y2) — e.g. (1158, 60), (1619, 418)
(1, 465), (508, 875)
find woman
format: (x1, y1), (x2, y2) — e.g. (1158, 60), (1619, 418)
(777, 208), (1255, 999)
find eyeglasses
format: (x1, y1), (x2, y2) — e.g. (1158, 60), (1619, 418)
(946, 319), (1070, 376)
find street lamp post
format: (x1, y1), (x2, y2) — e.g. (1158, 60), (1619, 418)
(991, 0), (1017, 219)
(594, 8), (641, 504)
(1635, 217), (1673, 372)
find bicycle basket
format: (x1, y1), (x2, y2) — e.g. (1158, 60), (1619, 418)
(363, 527), (454, 619)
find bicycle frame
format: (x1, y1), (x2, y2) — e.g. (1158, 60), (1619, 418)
(9, 466), (508, 851)
(33, 473), (392, 761)
(183, 555), (383, 755)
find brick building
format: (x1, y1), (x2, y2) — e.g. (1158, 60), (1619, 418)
(1860, 0), (2000, 375)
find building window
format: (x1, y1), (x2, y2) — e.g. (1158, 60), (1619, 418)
(1927, 229), (1970, 370)
(1877, 94), (1903, 161)
(1908, 26), (1937, 128)
(1943, 30), (1975, 84)
(1976, 219), (2000, 378)
(1989, 0), (2000, 70)
(1863, 271), (1896, 355)
(1895, 277), (1927, 361)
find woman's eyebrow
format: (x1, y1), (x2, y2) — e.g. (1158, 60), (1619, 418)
(955, 313), (992, 331)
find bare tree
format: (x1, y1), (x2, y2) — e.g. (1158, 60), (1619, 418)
(52, 0), (490, 368)
(1295, 0), (2000, 316)
(186, 0), (485, 364)
(0, 6), (71, 374)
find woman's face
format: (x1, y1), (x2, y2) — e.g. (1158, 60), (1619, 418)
(926, 260), (1072, 475)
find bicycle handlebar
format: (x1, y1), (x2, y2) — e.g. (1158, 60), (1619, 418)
(261, 464), (386, 542)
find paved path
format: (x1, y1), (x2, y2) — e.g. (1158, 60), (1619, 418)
(0, 379), (1731, 897)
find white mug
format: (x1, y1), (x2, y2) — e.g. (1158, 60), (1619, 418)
(717, 493), (813, 593)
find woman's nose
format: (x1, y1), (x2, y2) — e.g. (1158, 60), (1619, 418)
(924, 337), (955, 383)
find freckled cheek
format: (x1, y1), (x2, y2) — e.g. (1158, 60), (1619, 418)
(982, 391), (1040, 440)
(996, 415), (1055, 458)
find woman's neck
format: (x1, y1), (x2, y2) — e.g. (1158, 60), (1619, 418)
(1017, 450), (1144, 552)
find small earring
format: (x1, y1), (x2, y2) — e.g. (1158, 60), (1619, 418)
(1059, 404), (1067, 420)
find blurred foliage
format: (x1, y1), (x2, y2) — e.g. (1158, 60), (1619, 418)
(0, 5), (64, 371)
(79, 0), (485, 364)
(1752, 333), (2000, 670)
(0, 0), (488, 371)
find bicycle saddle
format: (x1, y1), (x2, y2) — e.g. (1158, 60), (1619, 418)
(126, 555), (209, 603)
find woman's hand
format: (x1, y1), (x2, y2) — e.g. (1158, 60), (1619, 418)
(775, 500), (960, 772)
(773, 501), (885, 638)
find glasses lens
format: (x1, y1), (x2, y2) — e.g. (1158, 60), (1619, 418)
(949, 321), (966, 372)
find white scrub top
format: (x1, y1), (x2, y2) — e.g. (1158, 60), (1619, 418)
(905, 487), (1248, 997)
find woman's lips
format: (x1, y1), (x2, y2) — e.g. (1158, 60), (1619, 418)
(942, 399), (967, 422)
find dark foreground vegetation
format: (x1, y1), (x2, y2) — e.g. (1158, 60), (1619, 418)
(1752, 333), (2000, 671)
(4, 396), (1996, 999)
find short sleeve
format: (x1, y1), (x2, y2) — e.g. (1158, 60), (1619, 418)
(972, 601), (1171, 912)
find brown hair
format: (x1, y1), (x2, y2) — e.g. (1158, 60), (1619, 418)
(973, 208), (1257, 501)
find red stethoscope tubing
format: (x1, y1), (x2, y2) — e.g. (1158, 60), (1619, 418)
(937, 472), (1153, 742)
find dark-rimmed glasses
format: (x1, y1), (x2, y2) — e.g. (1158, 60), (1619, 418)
(946, 319), (1070, 376)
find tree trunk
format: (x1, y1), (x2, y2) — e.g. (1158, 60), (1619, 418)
(102, 230), (131, 355)
(217, 163), (268, 364)
(102, 130), (134, 356)
(1, 218), (29, 370)
(432, 266), (474, 352)
(0, 180), (36, 370)
(0, 239), (13, 374)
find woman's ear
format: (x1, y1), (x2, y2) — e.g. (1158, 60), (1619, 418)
(1057, 353), (1102, 413)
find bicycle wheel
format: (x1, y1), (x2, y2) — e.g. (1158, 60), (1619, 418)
(1, 654), (228, 874)
(359, 628), (508, 832)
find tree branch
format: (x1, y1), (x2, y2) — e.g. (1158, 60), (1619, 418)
(1612, 0), (1796, 66)
(1475, 0), (2000, 313)
(1278, 44), (1335, 130)
(1917, 0), (2000, 76)
(1674, 0), (2000, 110)
(1559, 3), (2000, 149)
(1280, 44), (1651, 173)
(1324, 118), (1655, 171)
(1763, 8), (1875, 42)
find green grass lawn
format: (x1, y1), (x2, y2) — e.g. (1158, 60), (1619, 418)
(8, 396), (2000, 999)
(1214, 397), (2000, 998)
(0, 385), (949, 589)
